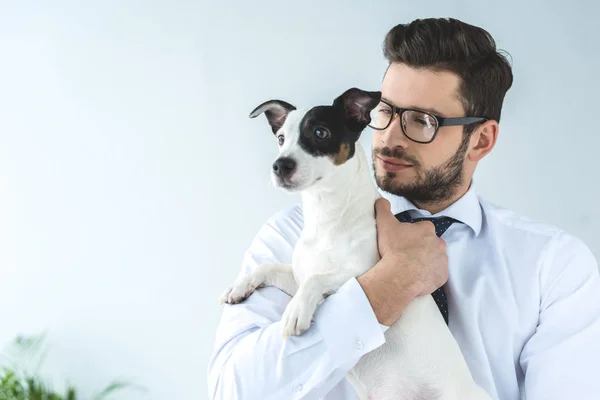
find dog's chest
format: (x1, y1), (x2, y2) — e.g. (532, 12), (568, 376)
(292, 222), (378, 284)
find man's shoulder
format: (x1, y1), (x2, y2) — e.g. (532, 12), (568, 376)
(266, 202), (304, 228)
(268, 202), (303, 222)
(255, 202), (304, 243)
(479, 198), (594, 261)
(480, 198), (562, 238)
(241, 203), (305, 270)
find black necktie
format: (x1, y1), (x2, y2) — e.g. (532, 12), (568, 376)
(395, 211), (459, 324)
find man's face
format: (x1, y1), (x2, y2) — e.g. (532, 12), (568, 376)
(372, 63), (472, 205)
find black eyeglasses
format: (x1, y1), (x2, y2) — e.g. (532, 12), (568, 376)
(368, 99), (488, 144)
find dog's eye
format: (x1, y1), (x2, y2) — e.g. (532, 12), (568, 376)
(315, 128), (330, 139)
(277, 135), (284, 145)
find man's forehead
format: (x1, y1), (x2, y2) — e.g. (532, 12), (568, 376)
(381, 63), (464, 117)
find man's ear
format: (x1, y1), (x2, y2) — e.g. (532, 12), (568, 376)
(467, 120), (499, 162)
(249, 100), (296, 134)
(333, 88), (381, 128)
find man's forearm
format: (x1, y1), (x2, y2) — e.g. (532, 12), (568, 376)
(357, 256), (420, 326)
(207, 277), (387, 400)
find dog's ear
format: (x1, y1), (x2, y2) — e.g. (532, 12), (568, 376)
(249, 100), (297, 134)
(333, 88), (381, 128)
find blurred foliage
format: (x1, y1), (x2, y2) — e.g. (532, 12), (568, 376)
(0, 333), (145, 400)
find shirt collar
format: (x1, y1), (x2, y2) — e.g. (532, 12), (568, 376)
(378, 181), (483, 236)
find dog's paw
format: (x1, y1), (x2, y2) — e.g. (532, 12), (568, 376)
(281, 294), (316, 338)
(219, 275), (265, 305)
(218, 286), (234, 304)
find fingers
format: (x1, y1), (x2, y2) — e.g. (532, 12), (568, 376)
(375, 197), (391, 214)
(438, 237), (447, 253)
(374, 198), (394, 223)
(411, 220), (438, 239)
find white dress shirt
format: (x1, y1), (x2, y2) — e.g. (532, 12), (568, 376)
(207, 183), (600, 400)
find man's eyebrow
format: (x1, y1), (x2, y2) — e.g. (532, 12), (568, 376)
(381, 97), (446, 117)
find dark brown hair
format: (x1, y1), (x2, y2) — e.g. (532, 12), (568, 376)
(383, 18), (513, 134)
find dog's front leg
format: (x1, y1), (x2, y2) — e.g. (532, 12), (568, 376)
(220, 263), (298, 304)
(281, 273), (348, 338)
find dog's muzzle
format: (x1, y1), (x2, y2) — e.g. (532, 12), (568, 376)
(272, 157), (296, 179)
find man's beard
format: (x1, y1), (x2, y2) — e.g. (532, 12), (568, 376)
(372, 134), (470, 205)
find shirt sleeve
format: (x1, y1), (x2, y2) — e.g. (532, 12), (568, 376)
(519, 231), (600, 399)
(207, 209), (388, 400)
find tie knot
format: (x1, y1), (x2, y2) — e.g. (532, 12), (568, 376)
(395, 211), (459, 237)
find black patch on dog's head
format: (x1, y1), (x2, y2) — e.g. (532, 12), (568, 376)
(249, 99), (296, 134)
(298, 88), (381, 165)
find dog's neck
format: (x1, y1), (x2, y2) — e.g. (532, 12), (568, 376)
(301, 143), (379, 232)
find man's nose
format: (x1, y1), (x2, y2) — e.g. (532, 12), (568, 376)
(380, 114), (410, 148)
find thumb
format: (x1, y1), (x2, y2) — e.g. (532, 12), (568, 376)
(374, 197), (394, 223)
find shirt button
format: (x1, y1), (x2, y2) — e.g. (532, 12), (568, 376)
(295, 384), (303, 392)
(355, 340), (363, 350)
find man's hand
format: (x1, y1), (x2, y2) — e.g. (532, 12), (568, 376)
(357, 198), (449, 326)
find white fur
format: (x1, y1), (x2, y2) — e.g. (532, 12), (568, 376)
(221, 108), (491, 399)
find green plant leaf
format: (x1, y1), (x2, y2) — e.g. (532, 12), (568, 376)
(65, 386), (77, 400)
(92, 380), (147, 400)
(1, 334), (144, 400)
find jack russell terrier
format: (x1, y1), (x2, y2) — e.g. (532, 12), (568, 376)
(220, 88), (491, 400)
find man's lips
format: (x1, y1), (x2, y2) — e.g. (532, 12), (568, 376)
(378, 156), (412, 166)
(377, 156), (413, 172)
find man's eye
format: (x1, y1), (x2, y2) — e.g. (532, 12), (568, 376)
(414, 118), (433, 128)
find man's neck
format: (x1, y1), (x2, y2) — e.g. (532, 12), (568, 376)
(411, 181), (472, 215)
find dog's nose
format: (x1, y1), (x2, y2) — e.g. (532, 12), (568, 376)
(272, 157), (296, 177)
